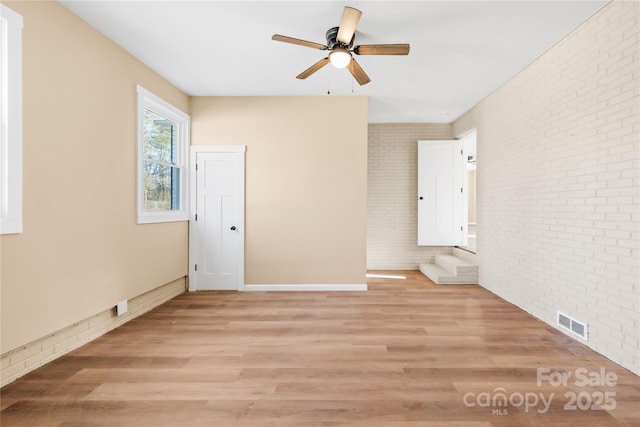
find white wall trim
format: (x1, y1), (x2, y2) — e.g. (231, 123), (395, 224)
(0, 4), (23, 235)
(136, 85), (190, 224)
(244, 284), (368, 292)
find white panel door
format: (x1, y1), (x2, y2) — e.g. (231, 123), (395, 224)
(193, 150), (244, 290)
(418, 140), (466, 246)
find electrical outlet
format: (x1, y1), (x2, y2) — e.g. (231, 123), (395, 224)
(116, 300), (128, 316)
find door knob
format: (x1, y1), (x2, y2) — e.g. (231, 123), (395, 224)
(230, 226), (237, 231)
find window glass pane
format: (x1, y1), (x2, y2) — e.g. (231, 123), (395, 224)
(143, 161), (180, 211)
(137, 85), (189, 224)
(143, 108), (176, 164)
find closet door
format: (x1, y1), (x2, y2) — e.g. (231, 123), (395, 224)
(189, 146), (245, 291)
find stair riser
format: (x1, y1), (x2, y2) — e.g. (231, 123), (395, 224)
(434, 256), (478, 276)
(419, 263), (478, 286)
(420, 249), (479, 285)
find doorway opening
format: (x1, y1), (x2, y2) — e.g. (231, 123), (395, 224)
(460, 130), (477, 253)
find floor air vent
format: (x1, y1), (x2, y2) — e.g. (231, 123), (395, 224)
(557, 311), (588, 340)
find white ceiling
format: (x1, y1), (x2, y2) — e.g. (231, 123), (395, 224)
(60, 1), (606, 123)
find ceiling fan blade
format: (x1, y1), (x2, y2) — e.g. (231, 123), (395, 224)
(272, 34), (327, 50)
(336, 6), (362, 44)
(296, 57), (330, 79)
(347, 57), (371, 85)
(354, 44), (410, 55)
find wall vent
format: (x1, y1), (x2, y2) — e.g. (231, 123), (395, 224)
(557, 311), (588, 340)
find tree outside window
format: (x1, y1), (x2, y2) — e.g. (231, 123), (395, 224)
(143, 108), (179, 210)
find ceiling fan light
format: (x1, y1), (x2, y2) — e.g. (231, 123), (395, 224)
(329, 48), (352, 68)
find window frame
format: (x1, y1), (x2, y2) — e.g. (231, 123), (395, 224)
(136, 85), (190, 224)
(0, 4), (23, 235)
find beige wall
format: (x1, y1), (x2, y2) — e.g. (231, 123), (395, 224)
(1, 1), (189, 353)
(454, 1), (639, 374)
(190, 97), (368, 285)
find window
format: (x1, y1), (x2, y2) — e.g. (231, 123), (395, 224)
(137, 85), (189, 224)
(0, 4), (23, 235)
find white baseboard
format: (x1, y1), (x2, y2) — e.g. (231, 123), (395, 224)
(243, 284), (368, 292)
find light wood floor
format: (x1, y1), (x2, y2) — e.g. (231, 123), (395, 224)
(2, 271), (639, 426)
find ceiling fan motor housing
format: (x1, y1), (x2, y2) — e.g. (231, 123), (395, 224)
(326, 26), (353, 50)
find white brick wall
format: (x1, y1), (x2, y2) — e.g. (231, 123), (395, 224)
(0, 277), (186, 387)
(368, 123), (455, 269)
(454, 1), (639, 375)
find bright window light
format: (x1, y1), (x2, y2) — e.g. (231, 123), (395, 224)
(366, 273), (407, 280)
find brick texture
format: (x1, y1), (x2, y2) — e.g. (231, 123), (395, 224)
(453, 1), (639, 374)
(0, 278), (186, 387)
(368, 123), (455, 269)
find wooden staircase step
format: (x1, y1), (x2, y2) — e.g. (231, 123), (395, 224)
(419, 250), (478, 285)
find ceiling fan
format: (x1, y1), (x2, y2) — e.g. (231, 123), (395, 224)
(272, 6), (410, 85)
